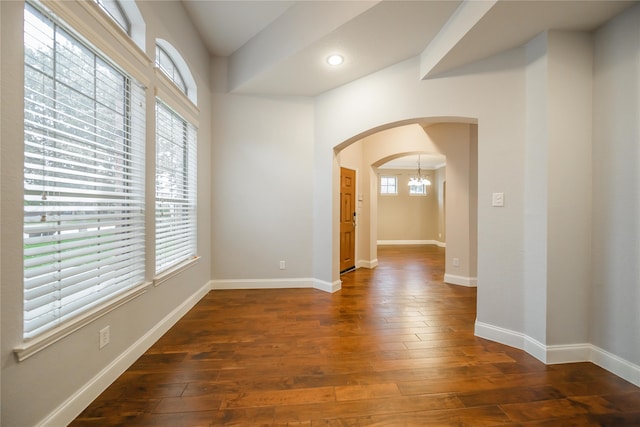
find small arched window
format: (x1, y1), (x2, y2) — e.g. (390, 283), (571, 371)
(96, 0), (130, 34)
(156, 44), (187, 94)
(93, 0), (145, 51)
(155, 39), (197, 105)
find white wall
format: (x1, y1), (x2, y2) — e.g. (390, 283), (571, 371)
(523, 31), (549, 347)
(522, 30), (594, 356)
(426, 123), (478, 285)
(210, 85), (315, 283)
(209, 45), (317, 288)
(592, 4), (640, 369)
(0, 2), (212, 425)
(0, 0), (4, 413)
(545, 31), (593, 347)
(436, 167), (447, 242)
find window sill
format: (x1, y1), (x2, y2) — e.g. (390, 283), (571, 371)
(14, 281), (151, 362)
(154, 256), (201, 287)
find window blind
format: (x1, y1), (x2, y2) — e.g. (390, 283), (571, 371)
(23, 3), (146, 339)
(155, 99), (197, 274)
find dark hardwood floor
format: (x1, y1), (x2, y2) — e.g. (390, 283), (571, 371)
(71, 245), (640, 426)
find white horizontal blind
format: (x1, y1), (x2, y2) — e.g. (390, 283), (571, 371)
(155, 99), (197, 274)
(23, 2), (146, 339)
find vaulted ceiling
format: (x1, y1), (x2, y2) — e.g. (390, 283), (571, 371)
(182, 0), (635, 97)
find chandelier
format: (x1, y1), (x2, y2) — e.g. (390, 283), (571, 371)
(408, 155), (432, 186)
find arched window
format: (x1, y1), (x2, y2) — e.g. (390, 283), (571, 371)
(94, 0), (145, 51)
(155, 39), (197, 105)
(96, 0), (129, 33)
(156, 44), (187, 93)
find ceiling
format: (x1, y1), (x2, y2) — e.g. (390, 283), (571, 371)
(181, 0), (635, 169)
(181, 0), (636, 97)
(378, 154), (446, 170)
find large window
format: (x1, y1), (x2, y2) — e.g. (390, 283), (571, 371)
(155, 100), (197, 274)
(23, 3), (146, 339)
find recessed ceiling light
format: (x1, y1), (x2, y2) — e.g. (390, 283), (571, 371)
(326, 54), (344, 66)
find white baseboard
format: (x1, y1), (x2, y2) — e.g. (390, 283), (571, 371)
(377, 240), (445, 247)
(546, 343), (592, 364)
(39, 281), (212, 427)
(444, 273), (477, 287)
(474, 320), (640, 387)
(357, 259), (378, 269)
(210, 278), (341, 293)
(475, 320), (527, 350)
(591, 345), (640, 387)
(314, 278), (342, 293)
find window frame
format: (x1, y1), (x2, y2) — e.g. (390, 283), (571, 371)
(19, 1), (148, 354)
(152, 38), (199, 281)
(380, 175), (398, 195)
(154, 98), (198, 277)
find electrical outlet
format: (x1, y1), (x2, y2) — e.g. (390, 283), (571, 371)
(453, 258), (460, 267)
(99, 326), (110, 349)
(279, 260), (286, 270)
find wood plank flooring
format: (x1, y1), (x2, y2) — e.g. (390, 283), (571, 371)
(71, 245), (640, 426)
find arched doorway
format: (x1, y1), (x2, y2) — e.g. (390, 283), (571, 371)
(333, 120), (478, 288)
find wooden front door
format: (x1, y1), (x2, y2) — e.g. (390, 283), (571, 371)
(340, 167), (356, 273)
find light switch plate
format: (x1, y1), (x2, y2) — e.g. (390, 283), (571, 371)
(492, 192), (504, 207)
(99, 326), (110, 349)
